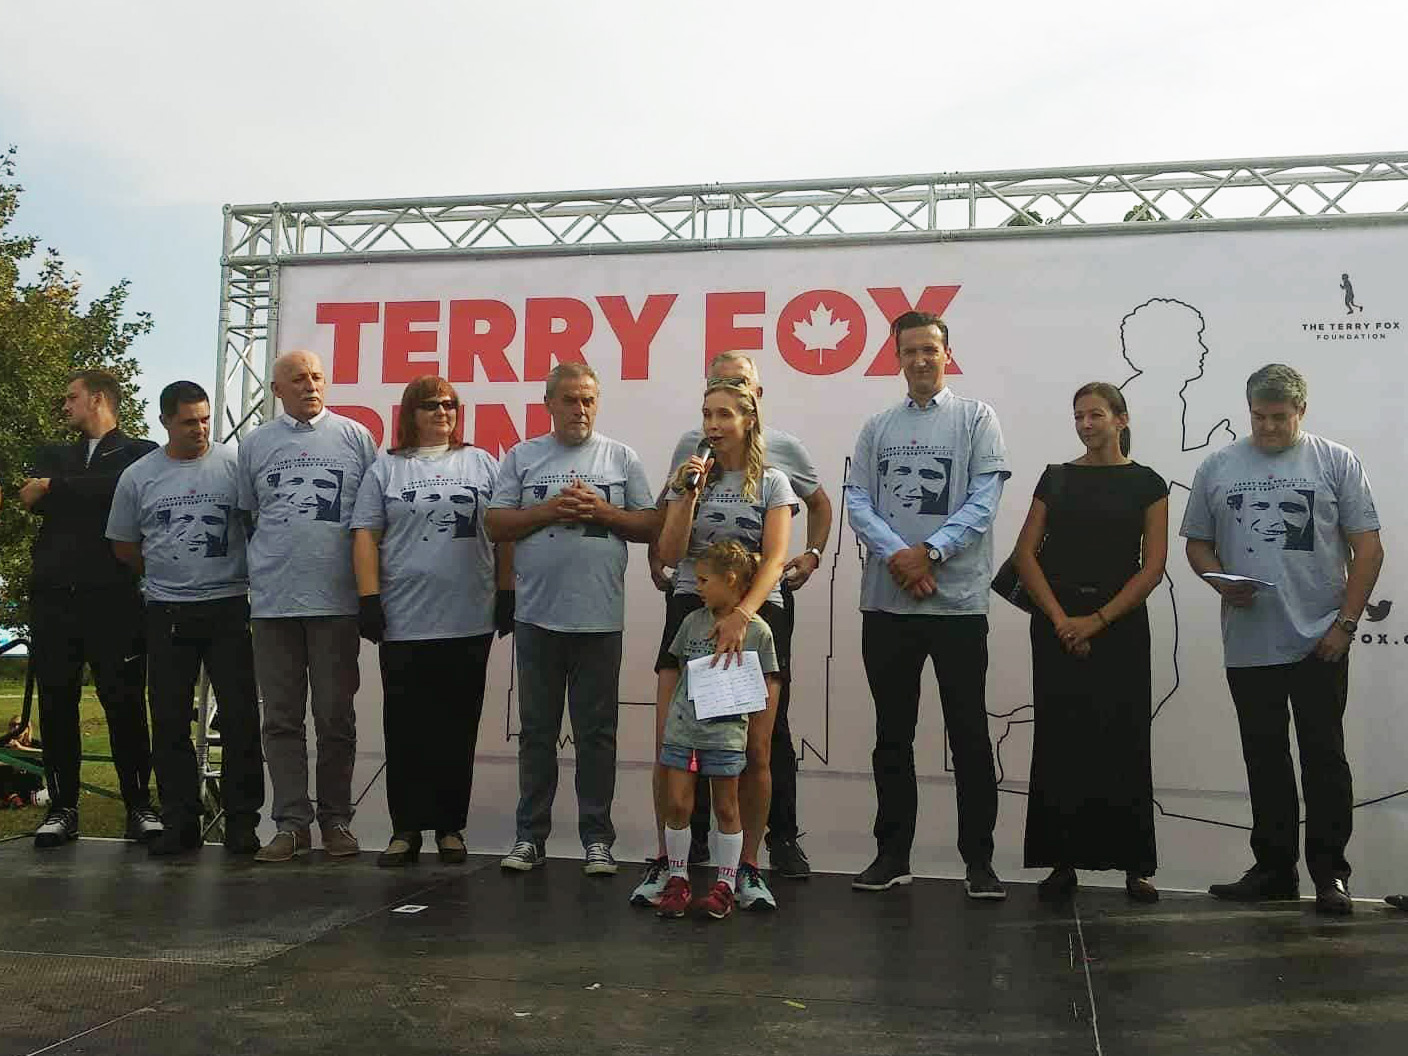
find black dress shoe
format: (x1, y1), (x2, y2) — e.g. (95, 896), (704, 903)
(852, 855), (913, 891)
(377, 831), (422, 867)
(148, 825), (202, 857)
(223, 818), (261, 855)
(1384, 894), (1408, 911)
(1208, 866), (1299, 902)
(1125, 874), (1160, 903)
(1314, 879), (1353, 916)
(688, 835), (710, 865)
(1038, 866), (1077, 902)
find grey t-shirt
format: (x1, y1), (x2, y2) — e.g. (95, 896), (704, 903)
(106, 444), (248, 603)
(670, 467), (799, 606)
(489, 432), (655, 633)
(662, 608), (780, 752)
(236, 411), (378, 618)
(847, 392), (1010, 615)
(1180, 433), (1380, 667)
(667, 426), (821, 499)
(351, 447), (499, 641)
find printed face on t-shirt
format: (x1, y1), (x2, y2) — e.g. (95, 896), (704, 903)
(879, 455), (952, 515)
(1226, 486), (1316, 552)
(156, 504), (231, 559)
(266, 467), (345, 522)
(402, 486), (480, 540)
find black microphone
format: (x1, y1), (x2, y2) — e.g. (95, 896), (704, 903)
(684, 436), (712, 491)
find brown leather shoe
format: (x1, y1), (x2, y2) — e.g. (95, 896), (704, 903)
(436, 831), (467, 864)
(254, 828), (311, 863)
(321, 823), (361, 857)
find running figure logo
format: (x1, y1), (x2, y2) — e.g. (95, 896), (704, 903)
(1340, 273), (1364, 316)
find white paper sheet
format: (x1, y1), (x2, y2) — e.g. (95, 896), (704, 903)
(686, 651), (769, 719)
(1200, 572), (1277, 590)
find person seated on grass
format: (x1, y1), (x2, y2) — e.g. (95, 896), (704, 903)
(0, 717), (43, 807)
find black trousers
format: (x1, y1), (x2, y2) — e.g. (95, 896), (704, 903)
(146, 596), (264, 831)
(31, 586), (152, 811)
(861, 611), (997, 866)
(1226, 654), (1352, 885)
(380, 635), (493, 834)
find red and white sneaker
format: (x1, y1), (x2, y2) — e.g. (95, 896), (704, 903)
(693, 881), (735, 920)
(656, 876), (692, 918)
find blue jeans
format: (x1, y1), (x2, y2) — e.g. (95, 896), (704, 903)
(513, 622), (622, 848)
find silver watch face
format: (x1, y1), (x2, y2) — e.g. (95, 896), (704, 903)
(926, 547), (941, 561)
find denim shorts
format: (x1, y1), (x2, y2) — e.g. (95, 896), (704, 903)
(659, 744), (746, 777)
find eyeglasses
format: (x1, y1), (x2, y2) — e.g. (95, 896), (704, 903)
(417, 399), (459, 412)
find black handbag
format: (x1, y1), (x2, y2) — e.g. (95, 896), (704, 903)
(991, 464), (1064, 615)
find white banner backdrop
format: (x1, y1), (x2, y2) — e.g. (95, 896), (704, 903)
(276, 226), (1407, 893)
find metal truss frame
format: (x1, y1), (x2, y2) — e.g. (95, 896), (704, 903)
(214, 150), (1408, 441)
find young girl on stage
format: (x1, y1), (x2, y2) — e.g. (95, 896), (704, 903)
(654, 540), (781, 920)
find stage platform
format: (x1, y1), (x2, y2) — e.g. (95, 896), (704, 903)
(2, 840), (1407, 1055)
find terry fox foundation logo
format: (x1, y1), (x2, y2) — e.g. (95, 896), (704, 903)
(1300, 271), (1402, 342)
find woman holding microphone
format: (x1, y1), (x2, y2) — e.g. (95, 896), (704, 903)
(1012, 382), (1168, 902)
(351, 376), (513, 866)
(632, 376), (798, 912)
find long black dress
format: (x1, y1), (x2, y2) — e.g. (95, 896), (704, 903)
(1022, 461), (1167, 875)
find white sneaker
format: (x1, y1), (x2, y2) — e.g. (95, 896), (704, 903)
(737, 862), (778, 911)
(583, 842), (618, 876)
(629, 856), (669, 906)
(34, 807), (79, 848)
(500, 840), (545, 871)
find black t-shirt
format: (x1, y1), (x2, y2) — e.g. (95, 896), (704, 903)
(1035, 461), (1167, 602)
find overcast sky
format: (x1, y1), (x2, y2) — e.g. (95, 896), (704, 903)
(3, 0), (1404, 432)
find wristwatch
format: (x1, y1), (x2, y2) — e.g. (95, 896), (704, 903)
(1334, 615), (1359, 635)
(925, 544), (942, 562)
(804, 546), (823, 563)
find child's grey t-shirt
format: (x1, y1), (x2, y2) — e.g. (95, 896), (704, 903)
(350, 447), (499, 641)
(236, 412), (378, 618)
(106, 444), (249, 603)
(488, 432), (655, 633)
(670, 467), (799, 605)
(662, 609), (780, 752)
(1180, 433), (1379, 667)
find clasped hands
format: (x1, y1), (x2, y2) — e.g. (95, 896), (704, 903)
(19, 477), (51, 507)
(887, 544), (936, 598)
(1052, 613), (1104, 658)
(548, 478), (611, 526)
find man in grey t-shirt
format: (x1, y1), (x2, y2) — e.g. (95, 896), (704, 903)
(1182, 364), (1383, 915)
(487, 363), (658, 877)
(650, 351), (833, 880)
(108, 381), (264, 856)
(844, 311), (1011, 900)
(237, 350), (378, 862)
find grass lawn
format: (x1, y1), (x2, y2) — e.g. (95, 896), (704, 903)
(0, 675), (141, 841)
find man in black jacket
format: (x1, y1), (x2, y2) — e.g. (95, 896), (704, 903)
(19, 369), (161, 847)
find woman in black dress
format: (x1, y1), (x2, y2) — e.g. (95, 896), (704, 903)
(1013, 382), (1168, 902)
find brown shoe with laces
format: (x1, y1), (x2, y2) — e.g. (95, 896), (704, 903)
(254, 828), (311, 863)
(321, 823), (361, 857)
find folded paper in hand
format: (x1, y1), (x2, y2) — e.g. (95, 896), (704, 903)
(1200, 572), (1277, 590)
(687, 651), (768, 720)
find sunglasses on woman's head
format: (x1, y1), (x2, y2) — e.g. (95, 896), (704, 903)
(418, 399), (459, 412)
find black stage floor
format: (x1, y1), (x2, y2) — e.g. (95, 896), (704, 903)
(2, 839), (1407, 1055)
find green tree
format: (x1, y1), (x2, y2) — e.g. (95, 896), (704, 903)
(0, 146), (151, 634)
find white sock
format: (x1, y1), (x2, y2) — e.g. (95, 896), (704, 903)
(715, 830), (743, 891)
(664, 826), (691, 879)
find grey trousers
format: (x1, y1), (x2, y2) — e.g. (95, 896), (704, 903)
(251, 616), (360, 832)
(513, 622), (621, 848)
